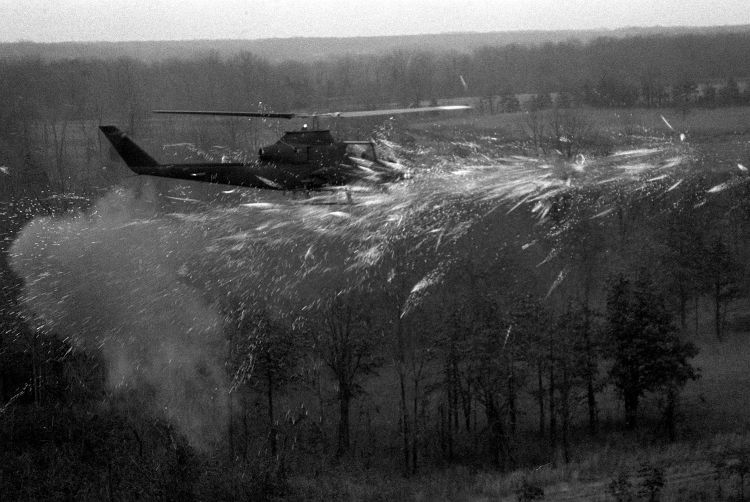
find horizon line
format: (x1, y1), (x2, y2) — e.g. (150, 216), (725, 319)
(3, 23), (750, 45)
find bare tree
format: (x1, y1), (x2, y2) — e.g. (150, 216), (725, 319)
(312, 290), (382, 458)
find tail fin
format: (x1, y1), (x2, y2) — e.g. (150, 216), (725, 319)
(99, 126), (159, 171)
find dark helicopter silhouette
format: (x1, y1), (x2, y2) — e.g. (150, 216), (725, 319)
(99, 105), (470, 190)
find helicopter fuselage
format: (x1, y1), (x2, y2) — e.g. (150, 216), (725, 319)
(99, 125), (403, 190)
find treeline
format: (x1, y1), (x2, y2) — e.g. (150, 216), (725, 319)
(2, 32), (750, 123)
(4, 26), (748, 63)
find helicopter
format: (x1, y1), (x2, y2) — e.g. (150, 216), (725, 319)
(99, 105), (471, 191)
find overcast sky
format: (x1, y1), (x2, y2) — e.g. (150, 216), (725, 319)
(2, 0), (748, 42)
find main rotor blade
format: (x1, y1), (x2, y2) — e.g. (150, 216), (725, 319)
(152, 104), (471, 120)
(153, 110), (296, 119)
(304, 105), (472, 118)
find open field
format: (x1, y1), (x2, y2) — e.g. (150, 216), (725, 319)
(410, 106), (750, 140)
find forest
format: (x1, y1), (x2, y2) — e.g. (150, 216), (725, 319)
(2, 29), (750, 501)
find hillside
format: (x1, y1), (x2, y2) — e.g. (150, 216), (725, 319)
(2, 24), (750, 62)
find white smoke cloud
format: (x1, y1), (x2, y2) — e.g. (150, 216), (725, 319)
(10, 187), (228, 449)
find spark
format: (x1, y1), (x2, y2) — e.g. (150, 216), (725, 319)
(546, 268), (569, 298)
(591, 208), (614, 219)
(538, 249), (559, 268)
(400, 266), (447, 318)
(708, 182), (732, 193)
(165, 196), (203, 204)
(666, 179), (684, 192)
(324, 211), (351, 219)
(255, 175), (283, 189)
(502, 325), (513, 349)
(459, 74), (469, 92)
(611, 148), (660, 157)
(240, 202), (277, 209)
(574, 154), (586, 171)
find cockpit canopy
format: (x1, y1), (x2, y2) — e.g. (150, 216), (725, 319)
(258, 130), (343, 164)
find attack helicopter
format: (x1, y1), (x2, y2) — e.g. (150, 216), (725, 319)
(99, 105), (470, 190)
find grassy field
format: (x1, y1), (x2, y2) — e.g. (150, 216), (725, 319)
(409, 106), (750, 139)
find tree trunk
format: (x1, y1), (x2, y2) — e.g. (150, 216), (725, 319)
(227, 390), (235, 460)
(665, 386), (677, 441)
(694, 296), (700, 336)
(267, 368), (276, 456)
(537, 361), (545, 438)
(447, 399), (454, 461)
(679, 285), (687, 331)
(411, 377), (419, 474)
(398, 369), (410, 472)
(452, 362), (460, 432)
(461, 379), (472, 432)
(445, 365), (454, 461)
(583, 288), (598, 435)
(548, 361), (556, 456)
(508, 358), (517, 434)
(714, 278), (723, 341)
(32, 334), (41, 406)
(624, 390), (639, 429)
(561, 366), (570, 464)
(337, 388), (351, 457)
(438, 403), (446, 456)
(242, 401), (250, 460)
(486, 397), (503, 467)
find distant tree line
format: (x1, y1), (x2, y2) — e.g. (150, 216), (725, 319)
(1, 32), (750, 124)
(5, 27), (745, 63)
